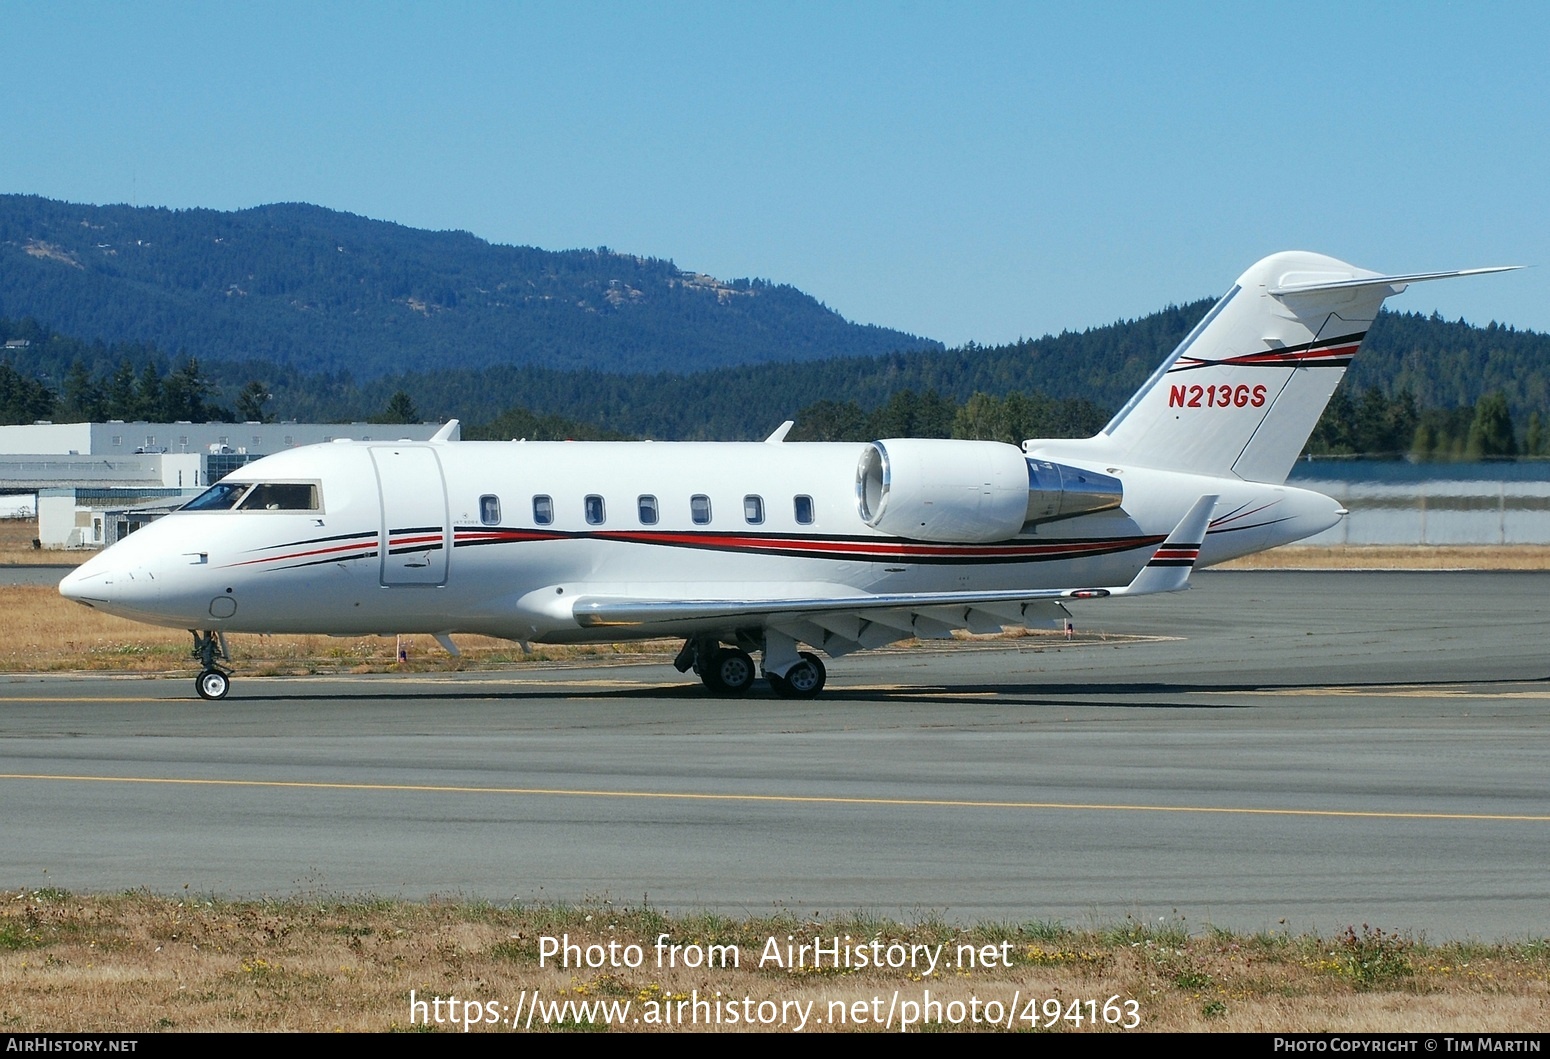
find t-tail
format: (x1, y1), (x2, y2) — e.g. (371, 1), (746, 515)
(1098, 252), (1518, 484)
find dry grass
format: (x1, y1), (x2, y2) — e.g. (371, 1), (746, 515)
(1, 893), (1544, 1032)
(0, 518), (79, 565)
(1217, 544), (1550, 571)
(5, 583), (678, 674)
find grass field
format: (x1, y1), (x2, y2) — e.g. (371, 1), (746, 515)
(1216, 544), (1550, 570)
(5, 580), (682, 675)
(2, 892), (1545, 1032)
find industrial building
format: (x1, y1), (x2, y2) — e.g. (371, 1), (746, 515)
(0, 420), (452, 548)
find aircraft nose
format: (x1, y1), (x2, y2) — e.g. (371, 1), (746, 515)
(58, 564), (98, 604)
(59, 553), (112, 606)
(59, 559), (161, 610)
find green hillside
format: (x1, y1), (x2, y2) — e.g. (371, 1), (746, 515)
(0, 195), (937, 377)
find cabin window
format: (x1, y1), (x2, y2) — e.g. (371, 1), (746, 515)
(794, 495), (815, 524)
(533, 495), (554, 525)
(638, 495), (659, 525)
(585, 494), (606, 525)
(743, 495), (765, 525)
(690, 494), (712, 525)
(480, 495), (501, 526)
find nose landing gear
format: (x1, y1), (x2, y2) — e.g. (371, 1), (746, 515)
(190, 630), (233, 700)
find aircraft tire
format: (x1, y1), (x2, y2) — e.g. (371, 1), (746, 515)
(196, 668), (230, 701)
(771, 652), (825, 699)
(703, 648), (756, 696)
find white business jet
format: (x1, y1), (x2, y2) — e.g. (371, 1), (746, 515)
(60, 252), (1514, 700)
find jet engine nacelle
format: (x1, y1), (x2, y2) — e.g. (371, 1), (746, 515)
(856, 439), (1124, 543)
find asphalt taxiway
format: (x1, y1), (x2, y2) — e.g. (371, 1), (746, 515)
(3, 570), (1546, 938)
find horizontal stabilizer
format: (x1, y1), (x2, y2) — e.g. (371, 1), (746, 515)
(1268, 265), (1520, 296)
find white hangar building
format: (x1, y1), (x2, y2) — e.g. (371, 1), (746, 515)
(0, 420), (454, 549)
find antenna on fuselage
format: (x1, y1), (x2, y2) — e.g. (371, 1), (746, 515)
(765, 420), (794, 443)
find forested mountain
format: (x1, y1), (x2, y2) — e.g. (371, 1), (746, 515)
(0, 195), (937, 376)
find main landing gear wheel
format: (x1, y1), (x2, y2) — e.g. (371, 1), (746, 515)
(196, 668), (230, 700)
(770, 651), (826, 699)
(701, 647), (756, 696)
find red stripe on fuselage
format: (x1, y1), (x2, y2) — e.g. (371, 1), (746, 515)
(451, 527), (1163, 563)
(229, 538), (379, 568)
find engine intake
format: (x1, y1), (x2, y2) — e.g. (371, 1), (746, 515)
(856, 440), (1122, 543)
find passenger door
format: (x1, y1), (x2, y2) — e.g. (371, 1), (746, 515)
(370, 445), (449, 586)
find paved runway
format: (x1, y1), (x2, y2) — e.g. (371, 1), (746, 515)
(0, 564), (75, 587)
(3, 570), (1546, 938)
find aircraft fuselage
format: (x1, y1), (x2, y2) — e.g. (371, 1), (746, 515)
(60, 437), (1340, 643)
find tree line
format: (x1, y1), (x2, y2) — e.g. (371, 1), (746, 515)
(5, 306), (1550, 460)
(1309, 386), (1534, 460)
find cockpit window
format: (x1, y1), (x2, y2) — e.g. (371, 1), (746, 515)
(239, 483), (320, 511)
(181, 481), (320, 512)
(183, 482), (251, 511)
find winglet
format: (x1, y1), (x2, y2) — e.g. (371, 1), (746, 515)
(765, 420), (795, 444)
(1115, 494), (1218, 595)
(431, 420), (461, 443)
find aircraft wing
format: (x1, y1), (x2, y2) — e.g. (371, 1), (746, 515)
(572, 496), (1217, 654)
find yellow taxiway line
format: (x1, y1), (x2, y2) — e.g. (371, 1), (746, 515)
(2, 772), (1545, 823)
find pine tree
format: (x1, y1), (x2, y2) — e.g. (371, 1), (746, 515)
(1465, 393), (1516, 459)
(236, 381), (274, 423)
(372, 390), (419, 424)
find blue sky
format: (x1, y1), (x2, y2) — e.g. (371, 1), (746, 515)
(3, 1), (1544, 346)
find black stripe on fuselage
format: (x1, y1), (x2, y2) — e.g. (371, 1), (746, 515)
(450, 527), (1165, 565)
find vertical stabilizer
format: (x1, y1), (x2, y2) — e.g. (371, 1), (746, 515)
(1099, 252), (1515, 484)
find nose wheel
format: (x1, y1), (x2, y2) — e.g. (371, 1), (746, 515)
(190, 630), (234, 700)
(196, 668), (231, 700)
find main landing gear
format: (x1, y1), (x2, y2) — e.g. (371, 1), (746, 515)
(675, 634), (827, 699)
(191, 630), (233, 700)
(766, 652), (826, 699)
